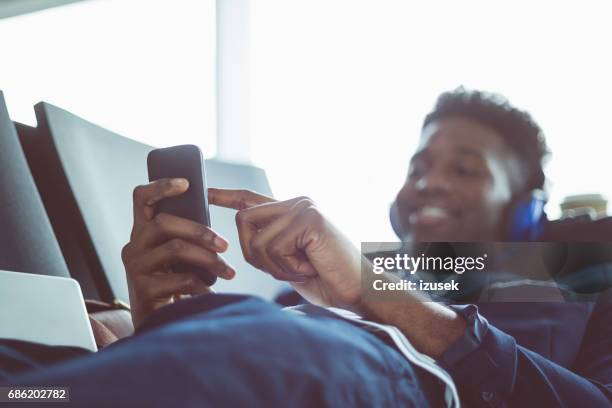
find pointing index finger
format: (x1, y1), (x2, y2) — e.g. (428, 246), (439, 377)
(208, 188), (276, 210)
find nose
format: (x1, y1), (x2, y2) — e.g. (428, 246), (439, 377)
(414, 167), (452, 195)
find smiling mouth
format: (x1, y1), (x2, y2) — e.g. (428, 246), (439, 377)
(408, 206), (456, 226)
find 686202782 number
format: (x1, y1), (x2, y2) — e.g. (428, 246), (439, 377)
(1, 387), (69, 402)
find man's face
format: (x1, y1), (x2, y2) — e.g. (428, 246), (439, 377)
(395, 116), (522, 242)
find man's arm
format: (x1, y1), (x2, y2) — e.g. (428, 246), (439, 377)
(210, 188), (612, 406)
(208, 188), (466, 358)
(437, 302), (612, 406)
(353, 272), (467, 358)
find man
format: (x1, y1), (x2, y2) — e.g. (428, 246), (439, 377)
(119, 89), (610, 406)
(5, 89), (611, 406)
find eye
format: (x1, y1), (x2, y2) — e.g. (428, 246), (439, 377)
(453, 162), (483, 178)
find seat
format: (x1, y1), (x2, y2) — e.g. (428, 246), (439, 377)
(0, 91), (69, 278)
(19, 101), (282, 304)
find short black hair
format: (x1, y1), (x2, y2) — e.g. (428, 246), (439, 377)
(423, 87), (549, 192)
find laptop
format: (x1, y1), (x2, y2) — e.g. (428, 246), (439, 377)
(0, 270), (97, 352)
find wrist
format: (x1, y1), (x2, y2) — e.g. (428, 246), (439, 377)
(336, 255), (371, 312)
(348, 271), (468, 358)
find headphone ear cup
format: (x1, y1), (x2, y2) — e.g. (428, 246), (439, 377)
(506, 190), (547, 240)
(389, 201), (403, 239)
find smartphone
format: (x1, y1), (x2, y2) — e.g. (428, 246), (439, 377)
(147, 145), (217, 286)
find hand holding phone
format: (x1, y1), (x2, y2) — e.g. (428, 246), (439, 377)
(147, 145), (217, 285)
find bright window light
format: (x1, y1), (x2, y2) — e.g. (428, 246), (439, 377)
(250, 0), (612, 244)
(0, 0), (216, 155)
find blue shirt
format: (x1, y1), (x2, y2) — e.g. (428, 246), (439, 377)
(439, 299), (612, 407)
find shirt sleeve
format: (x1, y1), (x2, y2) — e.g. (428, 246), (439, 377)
(438, 304), (612, 407)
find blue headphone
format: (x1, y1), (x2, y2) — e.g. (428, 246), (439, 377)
(507, 189), (548, 240)
(389, 189), (548, 241)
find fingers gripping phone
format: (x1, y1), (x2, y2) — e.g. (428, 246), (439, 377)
(147, 145), (217, 286)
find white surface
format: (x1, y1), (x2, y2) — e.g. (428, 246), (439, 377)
(0, 270), (97, 352)
(250, 0), (612, 244)
(0, 0), (84, 19)
(0, 0), (217, 157)
(216, 0), (252, 162)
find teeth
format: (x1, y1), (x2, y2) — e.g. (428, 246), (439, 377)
(419, 206), (450, 218)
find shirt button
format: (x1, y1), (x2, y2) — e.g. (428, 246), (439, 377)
(481, 391), (503, 407)
(481, 391), (495, 402)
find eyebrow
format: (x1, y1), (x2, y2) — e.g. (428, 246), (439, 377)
(453, 146), (485, 160)
(410, 146), (485, 163)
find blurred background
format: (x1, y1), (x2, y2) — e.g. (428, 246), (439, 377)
(1, 0), (611, 245)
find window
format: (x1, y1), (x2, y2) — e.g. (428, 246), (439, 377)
(0, 0), (216, 155)
(250, 0), (612, 243)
